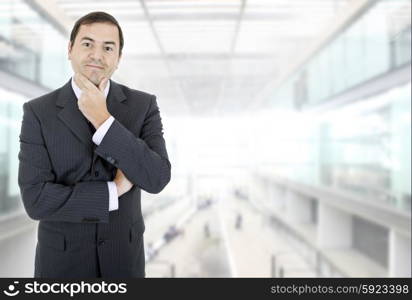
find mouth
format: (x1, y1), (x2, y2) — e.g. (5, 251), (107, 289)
(85, 64), (104, 70)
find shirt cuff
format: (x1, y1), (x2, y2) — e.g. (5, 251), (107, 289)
(93, 116), (115, 145)
(107, 181), (119, 211)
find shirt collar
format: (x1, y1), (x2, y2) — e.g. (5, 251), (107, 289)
(71, 76), (110, 100)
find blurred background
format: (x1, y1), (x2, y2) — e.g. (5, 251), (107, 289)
(0, 0), (410, 277)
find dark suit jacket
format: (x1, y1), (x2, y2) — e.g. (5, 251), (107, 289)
(18, 78), (171, 278)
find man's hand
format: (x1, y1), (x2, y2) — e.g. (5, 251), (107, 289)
(114, 169), (133, 197)
(74, 73), (111, 129)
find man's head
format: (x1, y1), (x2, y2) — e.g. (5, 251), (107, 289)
(68, 11), (124, 86)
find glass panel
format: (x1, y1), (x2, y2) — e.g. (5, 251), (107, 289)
(0, 86), (25, 216)
(0, 0), (71, 89)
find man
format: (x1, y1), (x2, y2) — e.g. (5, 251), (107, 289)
(17, 11), (171, 278)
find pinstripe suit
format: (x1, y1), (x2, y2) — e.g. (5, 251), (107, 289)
(18, 78), (171, 278)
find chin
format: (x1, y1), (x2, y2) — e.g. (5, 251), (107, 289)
(85, 74), (100, 85)
(90, 78), (100, 86)
(80, 70), (105, 85)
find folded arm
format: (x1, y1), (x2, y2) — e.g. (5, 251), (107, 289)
(18, 102), (110, 223)
(94, 95), (171, 194)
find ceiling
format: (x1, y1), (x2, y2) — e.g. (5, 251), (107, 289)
(54, 0), (351, 116)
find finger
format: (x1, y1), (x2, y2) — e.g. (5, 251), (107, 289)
(98, 77), (108, 92)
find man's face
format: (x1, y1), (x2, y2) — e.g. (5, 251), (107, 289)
(68, 22), (121, 86)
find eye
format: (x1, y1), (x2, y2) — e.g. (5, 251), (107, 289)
(105, 46), (113, 52)
(82, 42), (91, 47)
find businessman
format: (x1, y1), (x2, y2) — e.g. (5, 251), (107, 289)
(18, 11), (171, 278)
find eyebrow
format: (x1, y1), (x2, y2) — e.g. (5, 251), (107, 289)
(81, 37), (116, 46)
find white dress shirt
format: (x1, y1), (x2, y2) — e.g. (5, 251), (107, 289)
(71, 77), (118, 211)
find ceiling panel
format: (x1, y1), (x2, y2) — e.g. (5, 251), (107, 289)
(53, 0), (351, 116)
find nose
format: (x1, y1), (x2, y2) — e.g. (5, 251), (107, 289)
(89, 46), (104, 63)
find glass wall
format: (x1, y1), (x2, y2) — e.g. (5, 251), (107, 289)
(268, 0), (411, 110)
(0, 87), (25, 216)
(0, 1), (73, 216)
(318, 83), (411, 210)
(259, 79), (411, 212)
(0, 0), (71, 89)
(259, 0), (411, 211)
(304, 0), (409, 106)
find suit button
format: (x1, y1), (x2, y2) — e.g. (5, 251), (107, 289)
(98, 239), (105, 246)
(94, 171), (99, 177)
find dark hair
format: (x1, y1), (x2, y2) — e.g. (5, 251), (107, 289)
(69, 11), (124, 56)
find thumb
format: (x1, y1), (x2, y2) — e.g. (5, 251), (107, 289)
(99, 77), (108, 92)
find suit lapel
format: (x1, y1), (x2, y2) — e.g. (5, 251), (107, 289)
(106, 79), (127, 124)
(56, 79), (93, 147)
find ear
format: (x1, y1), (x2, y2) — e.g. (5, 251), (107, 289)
(67, 42), (72, 60)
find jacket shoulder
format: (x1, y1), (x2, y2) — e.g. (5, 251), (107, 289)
(25, 88), (60, 110)
(117, 83), (155, 103)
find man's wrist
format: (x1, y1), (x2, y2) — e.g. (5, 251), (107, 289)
(94, 113), (112, 129)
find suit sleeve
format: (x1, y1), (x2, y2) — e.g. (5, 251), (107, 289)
(94, 95), (171, 194)
(18, 102), (110, 223)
